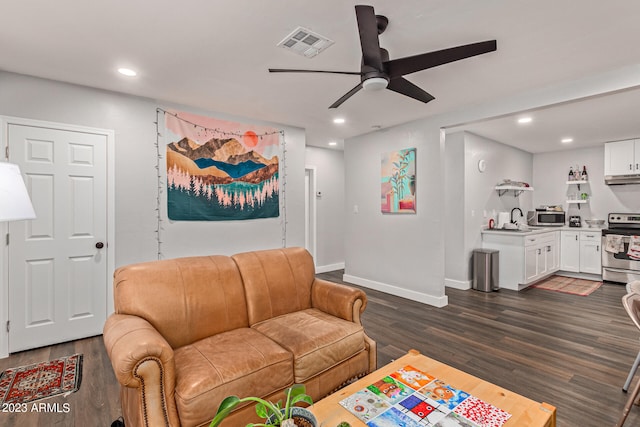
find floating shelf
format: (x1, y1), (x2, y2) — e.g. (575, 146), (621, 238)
(566, 180), (589, 190)
(495, 185), (534, 197)
(566, 199), (588, 210)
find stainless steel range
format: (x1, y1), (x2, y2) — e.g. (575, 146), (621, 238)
(601, 213), (640, 283)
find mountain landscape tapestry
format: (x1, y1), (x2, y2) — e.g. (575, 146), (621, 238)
(381, 147), (416, 213)
(165, 110), (280, 221)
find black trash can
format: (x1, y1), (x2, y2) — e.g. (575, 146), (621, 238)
(473, 249), (499, 292)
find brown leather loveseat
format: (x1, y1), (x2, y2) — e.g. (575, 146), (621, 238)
(103, 247), (376, 426)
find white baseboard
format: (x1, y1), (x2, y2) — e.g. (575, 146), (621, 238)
(316, 262), (345, 274)
(342, 274), (448, 308)
(445, 278), (472, 290)
(555, 271), (602, 281)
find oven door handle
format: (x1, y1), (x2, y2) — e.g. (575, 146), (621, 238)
(602, 235), (631, 243)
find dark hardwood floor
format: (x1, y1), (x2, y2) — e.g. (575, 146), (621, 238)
(0, 334), (121, 426)
(318, 271), (640, 427)
(1, 272), (639, 426)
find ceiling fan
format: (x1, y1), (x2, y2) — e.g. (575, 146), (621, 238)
(269, 5), (497, 109)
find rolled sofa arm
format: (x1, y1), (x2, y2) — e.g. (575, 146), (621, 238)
(311, 278), (367, 324)
(103, 314), (180, 426)
(311, 278), (377, 372)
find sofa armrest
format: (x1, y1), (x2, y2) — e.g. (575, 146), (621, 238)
(311, 278), (367, 324)
(103, 314), (180, 426)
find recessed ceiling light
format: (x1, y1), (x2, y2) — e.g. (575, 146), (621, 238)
(561, 138), (573, 143)
(328, 141), (337, 146)
(118, 68), (137, 77)
(517, 117), (532, 124)
(333, 118), (345, 124)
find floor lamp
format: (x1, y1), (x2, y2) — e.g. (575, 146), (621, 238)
(0, 162), (36, 348)
(0, 162), (36, 223)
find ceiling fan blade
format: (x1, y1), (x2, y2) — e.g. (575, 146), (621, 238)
(355, 5), (383, 71)
(387, 78), (435, 104)
(268, 68), (363, 76)
(385, 40), (497, 78)
(329, 82), (363, 109)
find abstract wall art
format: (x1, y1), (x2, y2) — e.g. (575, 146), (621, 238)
(381, 147), (416, 214)
(164, 110), (281, 221)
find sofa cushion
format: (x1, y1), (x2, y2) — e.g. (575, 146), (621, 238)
(114, 255), (248, 348)
(252, 308), (366, 383)
(173, 328), (293, 427)
(232, 247), (316, 325)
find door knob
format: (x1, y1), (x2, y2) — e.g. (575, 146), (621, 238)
(95, 242), (104, 249)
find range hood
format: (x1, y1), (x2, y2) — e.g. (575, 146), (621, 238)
(605, 174), (640, 185)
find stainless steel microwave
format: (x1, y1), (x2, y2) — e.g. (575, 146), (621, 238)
(527, 211), (565, 226)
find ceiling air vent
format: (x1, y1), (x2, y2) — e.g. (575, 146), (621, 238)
(277, 26), (334, 58)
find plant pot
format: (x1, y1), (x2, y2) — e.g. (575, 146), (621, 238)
(267, 407), (318, 427)
(291, 407), (317, 427)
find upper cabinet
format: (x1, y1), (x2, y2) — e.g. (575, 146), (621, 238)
(605, 139), (640, 176)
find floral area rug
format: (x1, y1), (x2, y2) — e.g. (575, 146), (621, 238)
(531, 275), (602, 296)
(0, 353), (83, 404)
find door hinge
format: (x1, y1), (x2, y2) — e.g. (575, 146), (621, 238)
(5, 321), (9, 333)
(5, 233), (8, 246)
(4, 146), (8, 159)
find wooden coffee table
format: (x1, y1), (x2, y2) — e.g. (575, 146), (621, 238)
(310, 349), (556, 427)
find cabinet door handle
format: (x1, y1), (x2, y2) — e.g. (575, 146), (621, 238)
(597, 245), (600, 252)
(537, 248), (541, 255)
(575, 235), (578, 241)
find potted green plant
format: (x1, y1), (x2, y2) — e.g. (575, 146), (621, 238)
(209, 384), (316, 427)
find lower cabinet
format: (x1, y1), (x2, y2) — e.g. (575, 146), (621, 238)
(579, 231), (602, 274)
(482, 231), (560, 290)
(560, 230), (602, 274)
(524, 232), (559, 283)
(560, 231), (580, 272)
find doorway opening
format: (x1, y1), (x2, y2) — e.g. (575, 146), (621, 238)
(304, 166), (317, 263)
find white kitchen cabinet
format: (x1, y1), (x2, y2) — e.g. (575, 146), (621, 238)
(524, 244), (542, 283)
(604, 139), (640, 176)
(560, 230), (602, 275)
(524, 233), (558, 283)
(579, 231), (602, 274)
(482, 230), (559, 290)
(561, 231), (580, 272)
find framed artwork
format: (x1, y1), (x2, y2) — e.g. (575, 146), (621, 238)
(381, 147), (416, 214)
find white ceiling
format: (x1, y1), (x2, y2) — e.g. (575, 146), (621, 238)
(2, 1), (640, 152)
(447, 87), (640, 153)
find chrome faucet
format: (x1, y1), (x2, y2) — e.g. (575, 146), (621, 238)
(511, 207), (523, 224)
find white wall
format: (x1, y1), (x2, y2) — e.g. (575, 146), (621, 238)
(444, 132), (465, 288)
(443, 132), (533, 288)
(533, 146), (640, 221)
(0, 71), (306, 268)
(344, 124), (448, 307)
(304, 146), (345, 272)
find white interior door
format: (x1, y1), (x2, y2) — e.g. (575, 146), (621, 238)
(7, 124), (107, 352)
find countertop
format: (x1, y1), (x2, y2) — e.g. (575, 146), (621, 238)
(481, 226), (604, 236)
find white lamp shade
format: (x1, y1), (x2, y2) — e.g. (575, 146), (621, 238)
(0, 162), (36, 222)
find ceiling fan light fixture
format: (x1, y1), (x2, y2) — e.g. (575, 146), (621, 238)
(362, 77), (388, 91)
